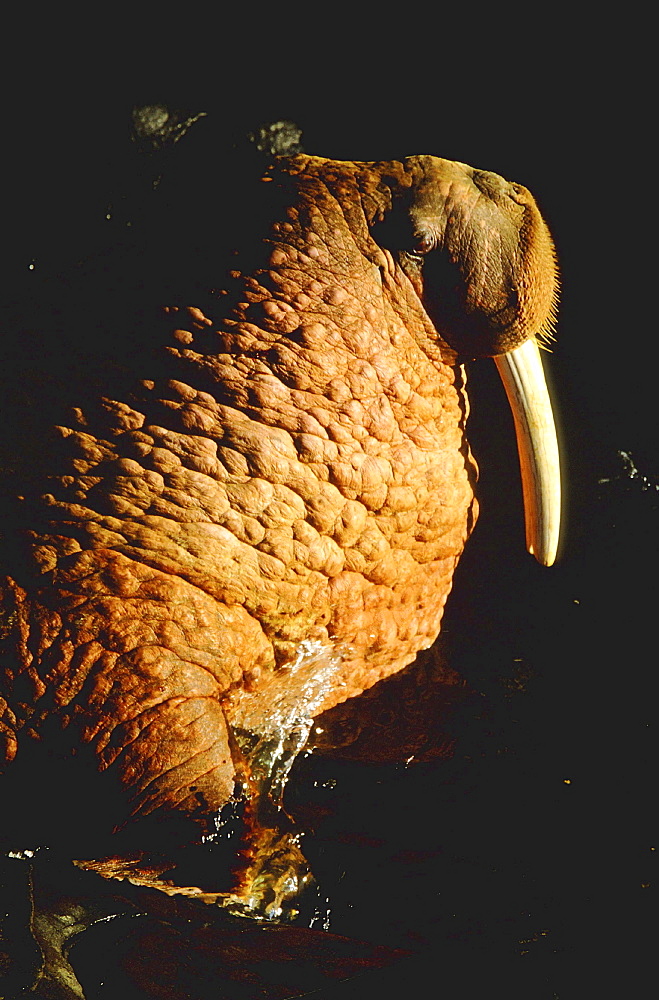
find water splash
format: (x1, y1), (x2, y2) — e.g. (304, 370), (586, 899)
(219, 640), (348, 921)
(599, 450), (659, 493)
(234, 640), (347, 815)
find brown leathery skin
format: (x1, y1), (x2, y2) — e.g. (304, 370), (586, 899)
(0, 153), (556, 840)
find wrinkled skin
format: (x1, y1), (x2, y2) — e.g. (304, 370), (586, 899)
(0, 153), (556, 862)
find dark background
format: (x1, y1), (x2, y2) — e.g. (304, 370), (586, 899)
(0, 29), (654, 998)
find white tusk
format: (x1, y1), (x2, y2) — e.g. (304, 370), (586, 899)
(494, 338), (561, 567)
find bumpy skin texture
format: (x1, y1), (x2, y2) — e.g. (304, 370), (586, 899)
(0, 153), (556, 838)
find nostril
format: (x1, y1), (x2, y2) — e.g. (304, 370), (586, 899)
(507, 182), (528, 205)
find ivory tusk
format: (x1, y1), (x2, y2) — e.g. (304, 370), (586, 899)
(494, 338), (561, 567)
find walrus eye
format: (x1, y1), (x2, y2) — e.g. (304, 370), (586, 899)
(411, 232), (435, 256)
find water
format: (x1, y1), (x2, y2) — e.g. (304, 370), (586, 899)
(216, 640), (349, 921)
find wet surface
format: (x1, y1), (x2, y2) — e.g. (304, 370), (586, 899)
(1, 86), (655, 997)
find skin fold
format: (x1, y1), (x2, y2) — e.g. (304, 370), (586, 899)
(0, 152), (557, 866)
